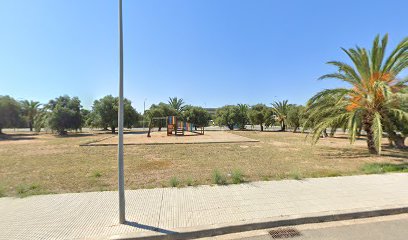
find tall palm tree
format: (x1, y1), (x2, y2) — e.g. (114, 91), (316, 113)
(271, 100), (289, 131)
(308, 34), (408, 155)
(237, 103), (249, 129)
(21, 100), (41, 131)
(168, 97), (185, 116)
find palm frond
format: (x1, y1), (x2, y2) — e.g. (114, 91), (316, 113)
(382, 36), (408, 73)
(310, 112), (351, 144)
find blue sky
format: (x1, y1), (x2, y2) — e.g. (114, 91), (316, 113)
(1, 0), (407, 112)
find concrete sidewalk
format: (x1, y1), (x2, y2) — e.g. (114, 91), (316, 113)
(1, 173), (408, 240)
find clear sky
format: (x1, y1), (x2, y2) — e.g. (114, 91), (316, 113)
(1, 0), (407, 112)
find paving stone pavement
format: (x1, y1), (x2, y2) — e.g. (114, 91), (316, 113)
(1, 173), (408, 240)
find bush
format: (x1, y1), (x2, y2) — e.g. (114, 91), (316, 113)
(169, 177), (180, 187)
(212, 170), (227, 185)
(231, 169), (244, 184)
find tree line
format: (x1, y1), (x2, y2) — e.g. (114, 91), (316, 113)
(0, 95), (142, 135)
(214, 101), (305, 132)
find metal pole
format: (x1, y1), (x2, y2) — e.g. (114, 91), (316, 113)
(118, 0), (126, 224)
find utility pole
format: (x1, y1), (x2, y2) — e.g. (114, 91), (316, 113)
(118, 0), (125, 224)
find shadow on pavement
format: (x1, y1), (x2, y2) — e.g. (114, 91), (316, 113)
(124, 221), (178, 235)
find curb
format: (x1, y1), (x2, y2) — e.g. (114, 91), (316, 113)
(107, 206), (408, 240)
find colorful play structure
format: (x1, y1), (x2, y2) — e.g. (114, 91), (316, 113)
(147, 116), (205, 137)
(166, 116), (205, 136)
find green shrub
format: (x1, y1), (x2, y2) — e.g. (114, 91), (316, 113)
(212, 170), (227, 185)
(231, 169), (244, 184)
(170, 177), (180, 187)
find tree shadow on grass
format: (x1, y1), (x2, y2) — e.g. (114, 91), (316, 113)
(124, 221), (178, 235)
(319, 145), (408, 161)
(317, 146), (370, 159)
(0, 133), (37, 141)
(381, 147), (408, 160)
(54, 133), (95, 138)
(329, 135), (367, 141)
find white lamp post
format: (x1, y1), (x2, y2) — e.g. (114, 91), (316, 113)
(118, 0), (126, 224)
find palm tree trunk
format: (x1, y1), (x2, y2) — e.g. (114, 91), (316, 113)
(280, 121), (286, 131)
(363, 115), (378, 155)
(147, 119), (153, 137)
(322, 129), (328, 138)
(29, 121), (33, 132)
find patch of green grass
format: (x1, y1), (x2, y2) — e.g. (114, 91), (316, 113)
(231, 169), (245, 184)
(16, 183), (48, 198)
(92, 171), (102, 178)
(98, 186), (109, 192)
(212, 170), (227, 185)
(362, 163), (408, 174)
(169, 176), (180, 187)
(288, 171), (303, 180)
(186, 178), (195, 186)
(0, 185), (5, 198)
(326, 172), (342, 177)
(310, 171), (342, 178)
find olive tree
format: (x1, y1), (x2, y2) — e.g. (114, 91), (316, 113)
(46, 95), (82, 135)
(91, 95), (140, 133)
(215, 105), (238, 130)
(248, 104), (270, 131)
(0, 95), (22, 134)
(183, 105), (211, 129)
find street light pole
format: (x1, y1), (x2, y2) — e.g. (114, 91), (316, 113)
(118, 0), (126, 224)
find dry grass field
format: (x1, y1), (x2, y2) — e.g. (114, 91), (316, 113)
(0, 130), (407, 197)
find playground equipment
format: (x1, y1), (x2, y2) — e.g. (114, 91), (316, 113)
(167, 116), (204, 136)
(147, 116), (205, 137)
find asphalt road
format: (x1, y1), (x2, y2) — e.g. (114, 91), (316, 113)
(201, 214), (408, 240)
